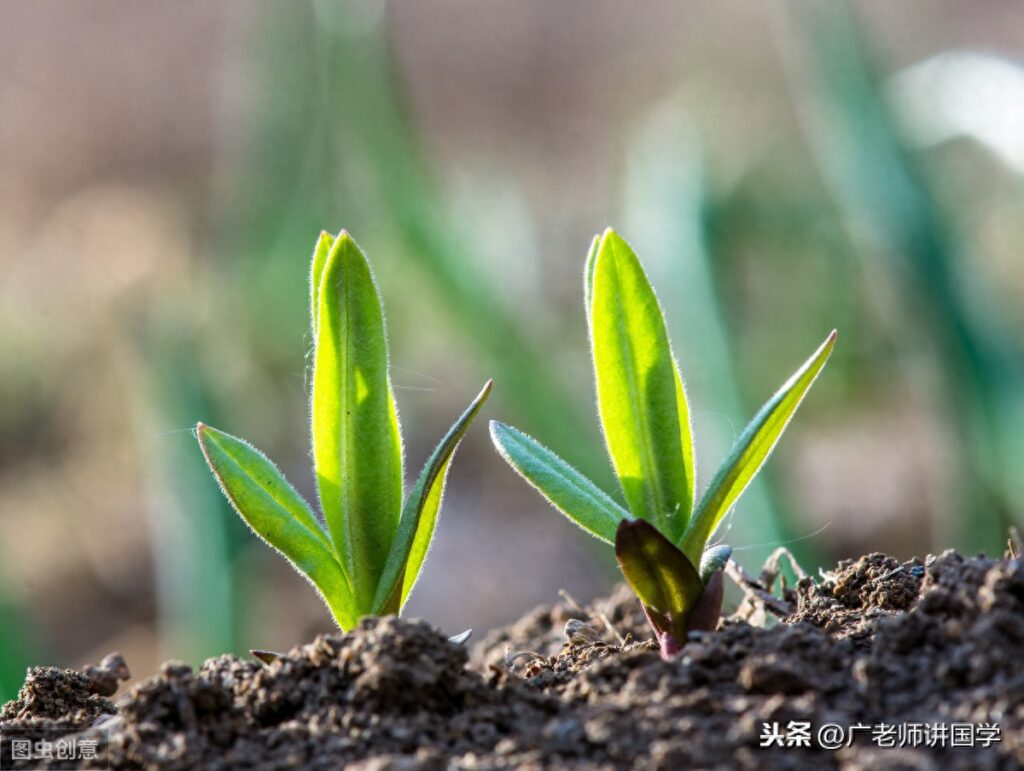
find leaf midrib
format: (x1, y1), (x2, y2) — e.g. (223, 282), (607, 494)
(338, 268), (355, 576)
(608, 257), (667, 527)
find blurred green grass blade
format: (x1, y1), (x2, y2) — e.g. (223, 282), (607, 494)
(682, 331), (836, 564)
(0, 592), (42, 702)
(311, 11), (610, 487)
(622, 110), (792, 567)
(136, 329), (240, 663)
(591, 228), (695, 538)
(614, 518), (703, 633)
(310, 230), (335, 336)
(789, 2), (1017, 552)
(490, 420), (629, 544)
(312, 231), (403, 607)
(198, 423), (356, 629)
(197, 423), (332, 551)
(373, 380), (493, 614)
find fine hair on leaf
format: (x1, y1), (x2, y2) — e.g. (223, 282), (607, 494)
(197, 229), (492, 631)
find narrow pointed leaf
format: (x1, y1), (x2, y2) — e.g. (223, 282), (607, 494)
(197, 423), (356, 629)
(310, 230), (334, 336)
(583, 233), (600, 329)
(312, 231), (404, 608)
(197, 423), (331, 547)
(591, 228), (695, 538)
(490, 421), (629, 544)
(681, 331), (837, 564)
(615, 518), (704, 631)
(372, 380), (493, 613)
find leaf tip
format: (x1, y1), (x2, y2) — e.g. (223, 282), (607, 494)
(819, 328), (838, 360)
(823, 328), (838, 352)
(195, 421), (215, 447)
(488, 420), (509, 451)
(598, 226), (630, 251)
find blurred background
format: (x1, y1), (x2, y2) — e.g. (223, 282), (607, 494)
(2, 0), (1023, 697)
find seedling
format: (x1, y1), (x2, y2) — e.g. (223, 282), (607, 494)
(197, 230), (491, 631)
(490, 228), (834, 658)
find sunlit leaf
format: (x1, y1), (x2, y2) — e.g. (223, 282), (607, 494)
(196, 423), (356, 628)
(614, 518), (704, 635)
(309, 230), (334, 336)
(312, 232), (404, 607)
(197, 423), (329, 546)
(490, 421), (629, 544)
(590, 228), (695, 539)
(583, 233), (600, 329)
(372, 381), (493, 613)
(681, 331), (837, 565)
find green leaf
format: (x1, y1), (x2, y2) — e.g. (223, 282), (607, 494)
(373, 380), (493, 613)
(312, 231), (404, 608)
(590, 228), (695, 539)
(681, 331), (837, 565)
(583, 233), (600, 329)
(310, 230), (334, 336)
(196, 423), (356, 629)
(198, 423), (331, 549)
(614, 518), (704, 636)
(489, 421), (629, 544)
(699, 544), (733, 584)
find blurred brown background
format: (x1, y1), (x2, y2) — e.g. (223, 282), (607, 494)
(2, 0), (1024, 696)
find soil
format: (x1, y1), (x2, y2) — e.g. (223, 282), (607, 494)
(2, 550), (1022, 769)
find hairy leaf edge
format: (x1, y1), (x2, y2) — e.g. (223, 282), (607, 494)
(372, 380), (493, 613)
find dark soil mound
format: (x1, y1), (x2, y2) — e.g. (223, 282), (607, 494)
(2, 550), (1021, 769)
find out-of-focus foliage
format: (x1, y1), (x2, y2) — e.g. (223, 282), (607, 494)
(789, 2), (1021, 553)
(1, 0), (1021, 699)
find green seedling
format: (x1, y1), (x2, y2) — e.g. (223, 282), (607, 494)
(197, 230), (492, 631)
(491, 228), (834, 658)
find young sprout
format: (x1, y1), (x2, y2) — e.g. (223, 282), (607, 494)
(197, 230), (491, 630)
(490, 228), (834, 658)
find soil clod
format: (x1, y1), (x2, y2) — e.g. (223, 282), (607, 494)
(2, 552), (1021, 769)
